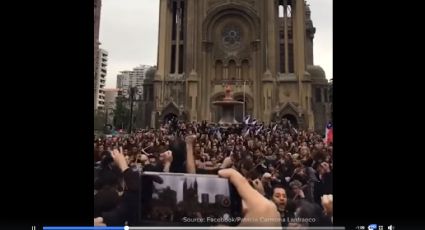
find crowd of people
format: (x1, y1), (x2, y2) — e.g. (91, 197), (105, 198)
(94, 117), (333, 227)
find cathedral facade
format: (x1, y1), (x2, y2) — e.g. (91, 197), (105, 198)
(152, 0), (331, 132)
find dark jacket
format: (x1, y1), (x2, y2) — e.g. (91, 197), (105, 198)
(314, 171), (333, 205)
(279, 200), (296, 227)
(102, 168), (140, 226)
(94, 187), (120, 218)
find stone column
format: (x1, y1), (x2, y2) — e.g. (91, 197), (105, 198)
(174, 0), (181, 74)
(283, 0), (289, 75)
(266, 0), (278, 73)
(293, 0), (306, 114)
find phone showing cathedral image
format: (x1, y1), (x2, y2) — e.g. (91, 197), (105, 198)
(139, 172), (242, 226)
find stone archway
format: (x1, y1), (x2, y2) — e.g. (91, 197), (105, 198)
(272, 102), (305, 129)
(203, 4), (261, 42)
(160, 102), (180, 123)
(281, 114), (298, 128)
(163, 113), (178, 123)
(202, 4), (261, 119)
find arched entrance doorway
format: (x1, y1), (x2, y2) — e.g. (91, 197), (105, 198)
(163, 113), (178, 124)
(160, 102), (180, 124)
(274, 102), (304, 129)
(281, 114), (298, 128)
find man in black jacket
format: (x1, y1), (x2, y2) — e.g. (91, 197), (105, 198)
(95, 147), (141, 226)
(314, 162), (333, 205)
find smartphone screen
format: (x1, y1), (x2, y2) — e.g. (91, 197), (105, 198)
(139, 172), (242, 226)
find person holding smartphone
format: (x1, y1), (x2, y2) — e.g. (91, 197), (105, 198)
(218, 168), (282, 227)
(96, 145), (281, 227)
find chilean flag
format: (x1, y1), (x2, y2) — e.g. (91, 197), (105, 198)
(325, 122), (333, 145)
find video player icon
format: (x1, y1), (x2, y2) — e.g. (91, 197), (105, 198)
(368, 224), (377, 230)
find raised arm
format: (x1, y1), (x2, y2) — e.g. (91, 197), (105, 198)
(185, 134), (197, 174)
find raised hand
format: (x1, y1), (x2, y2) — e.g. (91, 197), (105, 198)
(111, 147), (129, 172)
(185, 134), (197, 145)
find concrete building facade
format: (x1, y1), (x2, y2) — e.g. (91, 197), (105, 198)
(116, 65), (152, 99)
(104, 88), (119, 124)
(94, 0), (102, 106)
(95, 48), (108, 110)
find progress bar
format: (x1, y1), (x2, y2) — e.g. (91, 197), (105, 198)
(43, 227), (345, 230)
(129, 228), (345, 230)
(43, 227), (125, 230)
(129, 226), (345, 230)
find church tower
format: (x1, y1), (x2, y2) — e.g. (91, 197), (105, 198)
(153, 0), (330, 131)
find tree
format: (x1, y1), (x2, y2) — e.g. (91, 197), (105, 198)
(145, 66), (157, 79)
(113, 96), (130, 130)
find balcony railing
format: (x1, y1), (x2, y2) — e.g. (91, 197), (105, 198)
(167, 74), (185, 81)
(211, 79), (253, 85)
(277, 73), (297, 81)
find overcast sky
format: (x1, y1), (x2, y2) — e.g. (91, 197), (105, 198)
(100, 0), (332, 88)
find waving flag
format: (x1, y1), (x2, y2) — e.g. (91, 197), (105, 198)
(244, 115), (251, 125)
(216, 129), (222, 140)
(325, 122), (333, 145)
(255, 125), (263, 135)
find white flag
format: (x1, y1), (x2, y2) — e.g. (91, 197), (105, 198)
(255, 125), (263, 135)
(244, 115), (251, 125)
(216, 129), (222, 140)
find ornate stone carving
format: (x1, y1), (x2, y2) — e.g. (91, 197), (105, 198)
(208, 0), (226, 8)
(222, 25), (242, 50)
